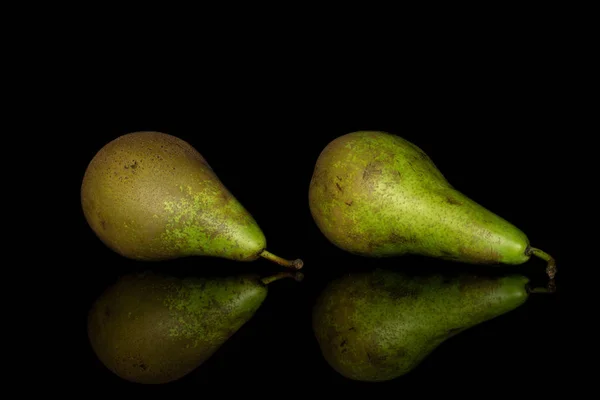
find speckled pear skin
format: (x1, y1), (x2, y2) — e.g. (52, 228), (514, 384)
(312, 269), (530, 382)
(81, 131), (266, 262)
(87, 271), (268, 384)
(308, 131), (531, 265)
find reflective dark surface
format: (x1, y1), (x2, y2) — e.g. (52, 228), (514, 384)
(66, 77), (567, 391)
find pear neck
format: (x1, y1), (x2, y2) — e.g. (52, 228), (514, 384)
(435, 283), (528, 332)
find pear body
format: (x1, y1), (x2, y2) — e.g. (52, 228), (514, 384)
(312, 269), (529, 382)
(87, 271), (268, 384)
(81, 131), (266, 262)
(308, 131), (530, 265)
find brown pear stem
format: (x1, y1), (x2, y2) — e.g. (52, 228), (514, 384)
(527, 247), (557, 293)
(259, 250), (304, 270)
(261, 271), (304, 285)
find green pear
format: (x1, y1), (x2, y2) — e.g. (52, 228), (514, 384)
(88, 270), (303, 384)
(312, 268), (538, 382)
(308, 131), (555, 288)
(81, 131), (302, 269)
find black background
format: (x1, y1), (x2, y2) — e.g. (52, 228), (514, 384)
(67, 61), (570, 392)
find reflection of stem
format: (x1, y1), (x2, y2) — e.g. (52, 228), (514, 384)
(528, 247), (557, 293)
(261, 272), (304, 285)
(260, 250), (304, 270)
(527, 285), (554, 294)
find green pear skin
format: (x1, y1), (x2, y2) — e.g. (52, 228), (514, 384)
(312, 269), (530, 382)
(309, 131), (534, 265)
(81, 132), (302, 269)
(88, 271), (300, 384)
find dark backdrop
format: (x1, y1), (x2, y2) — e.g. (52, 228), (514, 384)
(69, 73), (567, 391)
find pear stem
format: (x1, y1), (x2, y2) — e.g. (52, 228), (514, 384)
(259, 250), (304, 270)
(527, 247), (557, 293)
(261, 271), (304, 285)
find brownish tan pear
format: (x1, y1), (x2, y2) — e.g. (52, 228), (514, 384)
(81, 131), (302, 269)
